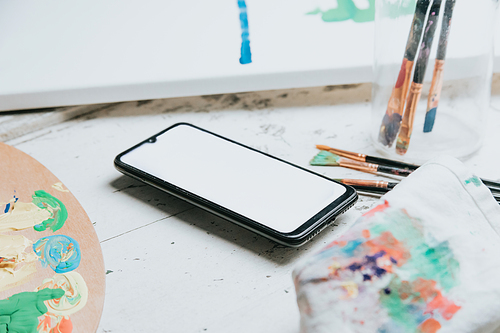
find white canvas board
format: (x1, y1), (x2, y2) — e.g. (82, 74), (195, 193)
(0, 0), (499, 111)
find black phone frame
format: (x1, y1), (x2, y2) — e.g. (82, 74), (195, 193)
(114, 123), (358, 247)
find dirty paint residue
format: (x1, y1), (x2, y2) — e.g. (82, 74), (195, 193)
(464, 176), (482, 187)
(33, 235), (81, 273)
(0, 234), (38, 292)
(0, 288), (65, 333)
(36, 272), (88, 316)
(32, 190), (68, 232)
(307, 0), (415, 23)
(297, 202), (461, 332)
(52, 182), (70, 193)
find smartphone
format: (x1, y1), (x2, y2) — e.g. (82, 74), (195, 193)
(114, 123), (357, 247)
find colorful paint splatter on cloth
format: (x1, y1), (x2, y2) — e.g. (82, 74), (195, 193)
(294, 201), (461, 332)
(34, 235), (81, 273)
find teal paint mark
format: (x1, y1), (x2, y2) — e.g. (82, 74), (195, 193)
(0, 288), (64, 333)
(341, 239), (364, 256)
(308, 0), (416, 23)
(106, 270), (113, 275)
(465, 176), (482, 187)
(31, 190), (68, 232)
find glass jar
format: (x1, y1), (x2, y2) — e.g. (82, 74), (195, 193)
(371, 0), (498, 163)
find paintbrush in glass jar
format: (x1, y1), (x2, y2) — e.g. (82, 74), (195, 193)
(423, 0), (456, 133)
(316, 145), (420, 170)
(377, 0), (431, 147)
(310, 151), (413, 177)
(396, 0), (443, 155)
(334, 178), (398, 193)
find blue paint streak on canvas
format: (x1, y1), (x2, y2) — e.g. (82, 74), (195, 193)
(238, 0), (252, 64)
(4, 203), (10, 213)
(423, 108), (437, 132)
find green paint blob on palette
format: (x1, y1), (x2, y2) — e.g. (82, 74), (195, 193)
(0, 142), (105, 333)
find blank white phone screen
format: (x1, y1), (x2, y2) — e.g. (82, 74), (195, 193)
(120, 125), (346, 233)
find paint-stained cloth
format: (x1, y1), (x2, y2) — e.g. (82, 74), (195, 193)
(293, 156), (500, 333)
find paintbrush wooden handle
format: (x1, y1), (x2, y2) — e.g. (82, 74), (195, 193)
(378, 59), (414, 147)
(396, 82), (423, 155)
(338, 160), (379, 174)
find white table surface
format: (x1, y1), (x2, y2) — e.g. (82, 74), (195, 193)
(3, 83), (500, 333)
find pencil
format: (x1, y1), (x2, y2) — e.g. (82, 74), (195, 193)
(396, 0), (443, 155)
(423, 0), (456, 132)
(378, 0), (431, 147)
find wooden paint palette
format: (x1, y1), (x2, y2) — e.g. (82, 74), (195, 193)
(0, 142), (105, 332)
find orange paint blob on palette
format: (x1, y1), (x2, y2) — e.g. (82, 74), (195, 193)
(0, 142), (105, 333)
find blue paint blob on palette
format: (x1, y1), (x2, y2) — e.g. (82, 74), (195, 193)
(33, 235), (82, 273)
(237, 0), (252, 64)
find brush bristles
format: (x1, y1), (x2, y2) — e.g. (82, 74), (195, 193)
(310, 151), (341, 166)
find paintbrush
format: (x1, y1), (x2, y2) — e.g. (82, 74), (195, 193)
(378, 0), (431, 147)
(316, 145), (419, 170)
(310, 151), (413, 176)
(423, 0), (456, 132)
(339, 178), (500, 204)
(334, 178), (397, 193)
(396, 0), (443, 155)
(315, 146), (500, 193)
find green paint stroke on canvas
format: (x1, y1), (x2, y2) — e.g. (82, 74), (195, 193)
(32, 190), (68, 232)
(0, 288), (64, 333)
(464, 176), (482, 187)
(307, 0), (416, 23)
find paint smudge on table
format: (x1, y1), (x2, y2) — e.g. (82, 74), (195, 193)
(0, 288), (65, 333)
(295, 201), (461, 332)
(32, 190), (68, 232)
(0, 234), (38, 292)
(52, 182), (70, 193)
(307, 0), (415, 23)
(34, 235), (81, 273)
(237, 0), (252, 64)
